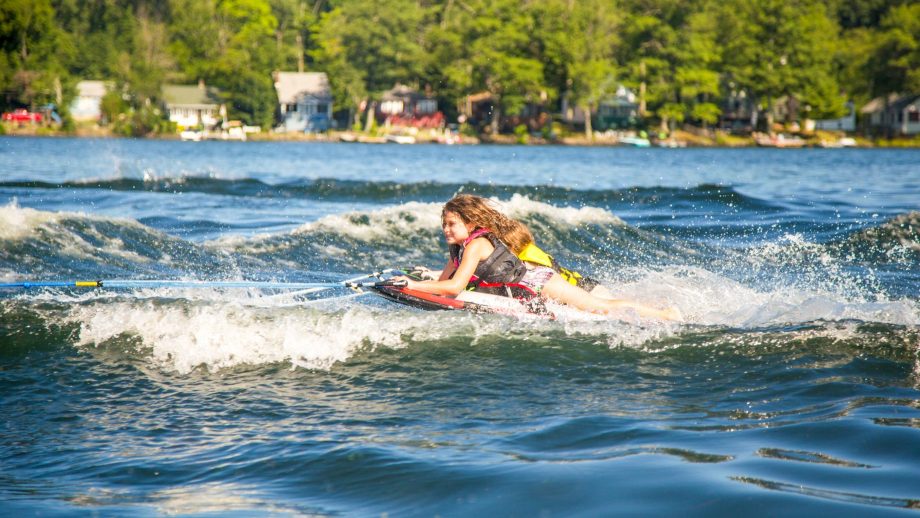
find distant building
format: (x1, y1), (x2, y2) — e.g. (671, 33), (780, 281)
(814, 101), (856, 132)
(560, 96), (588, 125)
(273, 71), (333, 133)
(377, 84), (443, 128)
(559, 85), (639, 130)
(460, 91), (495, 128)
(71, 80), (111, 122)
(720, 87), (757, 132)
(596, 85), (639, 130)
(162, 81), (224, 130)
(860, 94), (920, 136)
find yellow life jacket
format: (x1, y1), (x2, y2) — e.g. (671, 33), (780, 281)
(517, 243), (586, 287)
(517, 242), (554, 268)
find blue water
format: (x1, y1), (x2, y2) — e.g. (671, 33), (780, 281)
(1, 136), (919, 516)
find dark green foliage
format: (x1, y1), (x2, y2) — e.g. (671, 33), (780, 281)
(0, 0), (916, 133)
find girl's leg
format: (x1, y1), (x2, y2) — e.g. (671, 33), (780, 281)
(589, 284), (614, 298)
(541, 274), (681, 321)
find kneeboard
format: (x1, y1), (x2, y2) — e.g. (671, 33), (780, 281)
(370, 284), (554, 319)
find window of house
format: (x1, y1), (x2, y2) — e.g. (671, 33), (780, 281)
(316, 103), (328, 114)
(381, 100), (403, 114)
(909, 111), (919, 123)
(417, 99), (437, 114)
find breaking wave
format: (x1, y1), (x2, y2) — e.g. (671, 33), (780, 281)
(2, 194), (918, 374)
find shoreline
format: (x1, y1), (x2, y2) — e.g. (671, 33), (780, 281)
(2, 124), (918, 148)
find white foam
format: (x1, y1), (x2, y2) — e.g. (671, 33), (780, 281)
(0, 201), (60, 240)
(63, 295), (542, 373)
(0, 201), (154, 263)
(213, 196), (624, 254)
(496, 193), (624, 226)
(291, 201), (443, 241)
(24, 269), (915, 375)
(603, 266), (920, 328)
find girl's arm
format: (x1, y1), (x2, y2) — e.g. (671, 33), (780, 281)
(404, 239), (492, 296)
(438, 259), (456, 281)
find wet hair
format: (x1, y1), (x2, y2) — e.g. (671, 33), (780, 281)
(502, 219), (534, 254)
(442, 194), (534, 254)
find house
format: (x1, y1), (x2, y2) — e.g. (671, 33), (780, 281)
(162, 81), (224, 130)
(377, 84), (443, 128)
(814, 101), (856, 132)
(460, 91), (495, 129)
(719, 87), (757, 132)
(596, 85), (639, 130)
(860, 94), (920, 136)
(273, 71), (333, 132)
(71, 80), (111, 122)
(560, 85), (639, 131)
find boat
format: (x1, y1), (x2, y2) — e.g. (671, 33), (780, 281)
(619, 136), (651, 147)
(179, 130), (202, 141)
(655, 138), (687, 148)
(385, 134), (416, 144)
(754, 133), (807, 148)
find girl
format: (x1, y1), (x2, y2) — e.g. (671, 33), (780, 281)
(399, 194), (681, 321)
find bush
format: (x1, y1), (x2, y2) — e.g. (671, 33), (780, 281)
(459, 123), (478, 137)
(59, 113), (76, 133)
(715, 131), (752, 147)
(514, 124), (529, 144)
(112, 104), (176, 137)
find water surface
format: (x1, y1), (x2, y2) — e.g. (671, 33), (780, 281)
(1, 137), (919, 516)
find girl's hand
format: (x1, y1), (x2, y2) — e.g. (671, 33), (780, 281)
(390, 275), (418, 290)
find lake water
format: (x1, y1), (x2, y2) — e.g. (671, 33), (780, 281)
(1, 136), (919, 516)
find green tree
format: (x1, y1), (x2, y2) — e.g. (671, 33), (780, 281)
(437, 0), (547, 134)
(718, 0), (844, 129)
(617, 0), (684, 131)
(834, 27), (877, 106)
(673, 5), (722, 128)
(270, 0), (319, 73)
(539, 0), (620, 139)
(829, 0), (908, 29)
(168, 0), (222, 81)
(311, 0), (432, 129)
(124, 7), (174, 103)
(53, 0), (136, 80)
(209, 0), (281, 127)
(50, 1), (175, 133)
(1, 0), (71, 110)
(867, 3), (920, 97)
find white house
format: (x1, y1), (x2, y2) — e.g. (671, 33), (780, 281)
(71, 80), (111, 122)
(814, 101), (856, 131)
(162, 81), (224, 130)
(273, 72), (333, 132)
(861, 94), (920, 136)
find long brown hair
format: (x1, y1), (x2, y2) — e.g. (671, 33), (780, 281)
(442, 194), (534, 254)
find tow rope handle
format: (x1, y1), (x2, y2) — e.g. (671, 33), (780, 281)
(341, 278), (408, 293)
(374, 279), (408, 288)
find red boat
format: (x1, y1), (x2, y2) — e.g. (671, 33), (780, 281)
(2, 109), (43, 123)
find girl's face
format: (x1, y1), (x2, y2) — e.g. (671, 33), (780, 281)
(442, 211), (475, 245)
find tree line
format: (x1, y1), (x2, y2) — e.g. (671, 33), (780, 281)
(2, 0), (918, 136)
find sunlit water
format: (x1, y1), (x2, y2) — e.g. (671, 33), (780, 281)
(1, 137), (919, 516)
